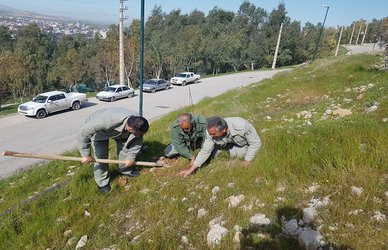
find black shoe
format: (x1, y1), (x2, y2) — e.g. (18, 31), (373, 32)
(98, 184), (111, 193)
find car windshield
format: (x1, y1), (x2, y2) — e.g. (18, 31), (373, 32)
(103, 87), (116, 92)
(32, 95), (48, 103)
(176, 74), (188, 78)
(145, 80), (157, 85)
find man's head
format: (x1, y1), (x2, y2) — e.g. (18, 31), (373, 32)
(126, 116), (149, 137)
(177, 113), (193, 133)
(206, 116), (228, 139)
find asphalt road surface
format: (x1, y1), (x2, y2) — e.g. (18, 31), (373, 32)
(0, 69), (288, 178)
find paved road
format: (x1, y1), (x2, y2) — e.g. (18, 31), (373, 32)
(0, 69), (288, 179)
(343, 43), (384, 55)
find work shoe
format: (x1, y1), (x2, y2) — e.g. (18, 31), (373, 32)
(98, 184), (111, 193)
(121, 170), (140, 177)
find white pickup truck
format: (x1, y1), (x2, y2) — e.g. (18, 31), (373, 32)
(18, 91), (87, 119)
(170, 72), (201, 86)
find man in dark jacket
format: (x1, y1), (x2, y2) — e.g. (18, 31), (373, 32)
(77, 108), (149, 193)
(164, 113), (206, 161)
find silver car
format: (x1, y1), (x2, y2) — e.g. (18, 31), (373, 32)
(96, 84), (135, 102)
(143, 79), (171, 93)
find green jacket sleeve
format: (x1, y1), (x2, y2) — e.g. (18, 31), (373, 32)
(170, 126), (192, 159)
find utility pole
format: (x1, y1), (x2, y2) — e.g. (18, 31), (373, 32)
(272, 22), (283, 70)
(361, 22), (369, 45)
(139, 0), (145, 116)
(335, 26), (344, 56)
(312, 5), (330, 61)
(355, 20), (363, 44)
(119, 0), (128, 85)
(349, 22), (356, 45)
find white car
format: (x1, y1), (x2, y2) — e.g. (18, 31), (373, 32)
(170, 72), (201, 86)
(18, 91), (87, 119)
(96, 84), (135, 102)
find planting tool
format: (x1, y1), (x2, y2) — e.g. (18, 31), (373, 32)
(3, 150), (168, 167)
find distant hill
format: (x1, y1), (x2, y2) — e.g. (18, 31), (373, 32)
(0, 3), (67, 21)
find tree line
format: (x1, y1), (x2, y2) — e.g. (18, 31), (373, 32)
(0, 1), (387, 104)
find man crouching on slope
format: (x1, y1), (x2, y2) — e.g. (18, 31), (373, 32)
(77, 108), (149, 193)
(179, 116), (261, 177)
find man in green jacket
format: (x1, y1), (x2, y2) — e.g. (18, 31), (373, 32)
(164, 113), (206, 161)
(77, 108), (149, 193)
(180, 116), (261, 177)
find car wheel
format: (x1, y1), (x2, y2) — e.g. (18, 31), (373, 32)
(151, 88), (156, 93)
(194, 79), (199, 84)
(36, 109), (47, 119)
(110, 97), (116, 102)
(165, 85), (169, 90)
(182, 81), (187, 86)
(128, 93), (134, 98)
(72, 101), (80, 110)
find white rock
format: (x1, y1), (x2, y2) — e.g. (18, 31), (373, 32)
(383, 118), (388, 122)
(66, 236), (77, 247)
(181, 236), (189, 244)
(275, 197), (285, 202)
(385, 191), (388, 198)
(249, 214), (271, 227)
(187, 207), (194, 213)
(233, 231), (244, 244)
(226, 195), (245, 208)
(266, 116), (272, 120)
(324, 109), (332, 115)
(209, 195), (217, 203)
(234, 225), (242, 232)
(282, 219), (299, 236)
(304, 121), (313, 126)
(372, 211), (386, 222)
(181, 197), (188, 202)
(212, 186), (220, 195)
(332, 108), (352, 117)
(348, 209), (364, 215)
(84, 211), (91, 217)
(63, 229), (72, 237)
(209, 216), (224, 227)
(198, 208), (207, 218)
(75, 235), (88, 249)
(365, 105), (378, 113)
(351, 186), (364, 196)
(276, 183), (286, 192)
(303, 207), (317, 224)
(298, 228), (324, 250)
(0, 198), (5, 204)
(345, 223), (354, 228)
(227, 183), (235, 188)
(357, 94), (363, 100)
(242, 204), (253, 211)
(207, 224), (228, 247)
(307, 183), (320, 193)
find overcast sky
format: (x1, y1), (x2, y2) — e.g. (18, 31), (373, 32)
(0, 0), (387, 27)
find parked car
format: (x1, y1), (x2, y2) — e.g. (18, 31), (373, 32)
(170, 72), (201, 86)
(96, 84), (135, 102)
(18, 91), (87, 119)
(143, 79), (171, 93)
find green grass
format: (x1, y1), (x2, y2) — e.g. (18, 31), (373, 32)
(0, 53), (387, 249)
(0, 104), (19, 116)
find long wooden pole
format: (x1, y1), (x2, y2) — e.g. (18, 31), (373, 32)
(3, 150), (164, 167)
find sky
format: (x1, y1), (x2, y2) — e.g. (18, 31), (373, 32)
(0, 0), (387, 27)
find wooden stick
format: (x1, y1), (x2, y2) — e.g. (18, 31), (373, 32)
(2, 150), (165, 167)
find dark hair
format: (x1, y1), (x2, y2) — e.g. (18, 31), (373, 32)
(127, 116), (149, 133)
(177, 113), (193, 125)
(206, 116), (227, 131)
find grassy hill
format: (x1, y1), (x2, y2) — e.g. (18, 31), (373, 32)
(0, 53), (387, 249)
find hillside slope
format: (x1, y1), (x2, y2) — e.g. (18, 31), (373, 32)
(0, 53), (387, 249)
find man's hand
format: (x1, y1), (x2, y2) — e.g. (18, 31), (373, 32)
(82, 156), (94, 164)
(125, 160), (135, 167)
(241, 160), (251, 167)
(190, 155), (195, 162)
(179, 164), (197, 177)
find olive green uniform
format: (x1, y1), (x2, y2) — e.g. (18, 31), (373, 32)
(164, 115), (206, 159)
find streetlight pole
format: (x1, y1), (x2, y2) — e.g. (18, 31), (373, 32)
(139, 0), (145, 116)
(312, 5), (330, 61)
